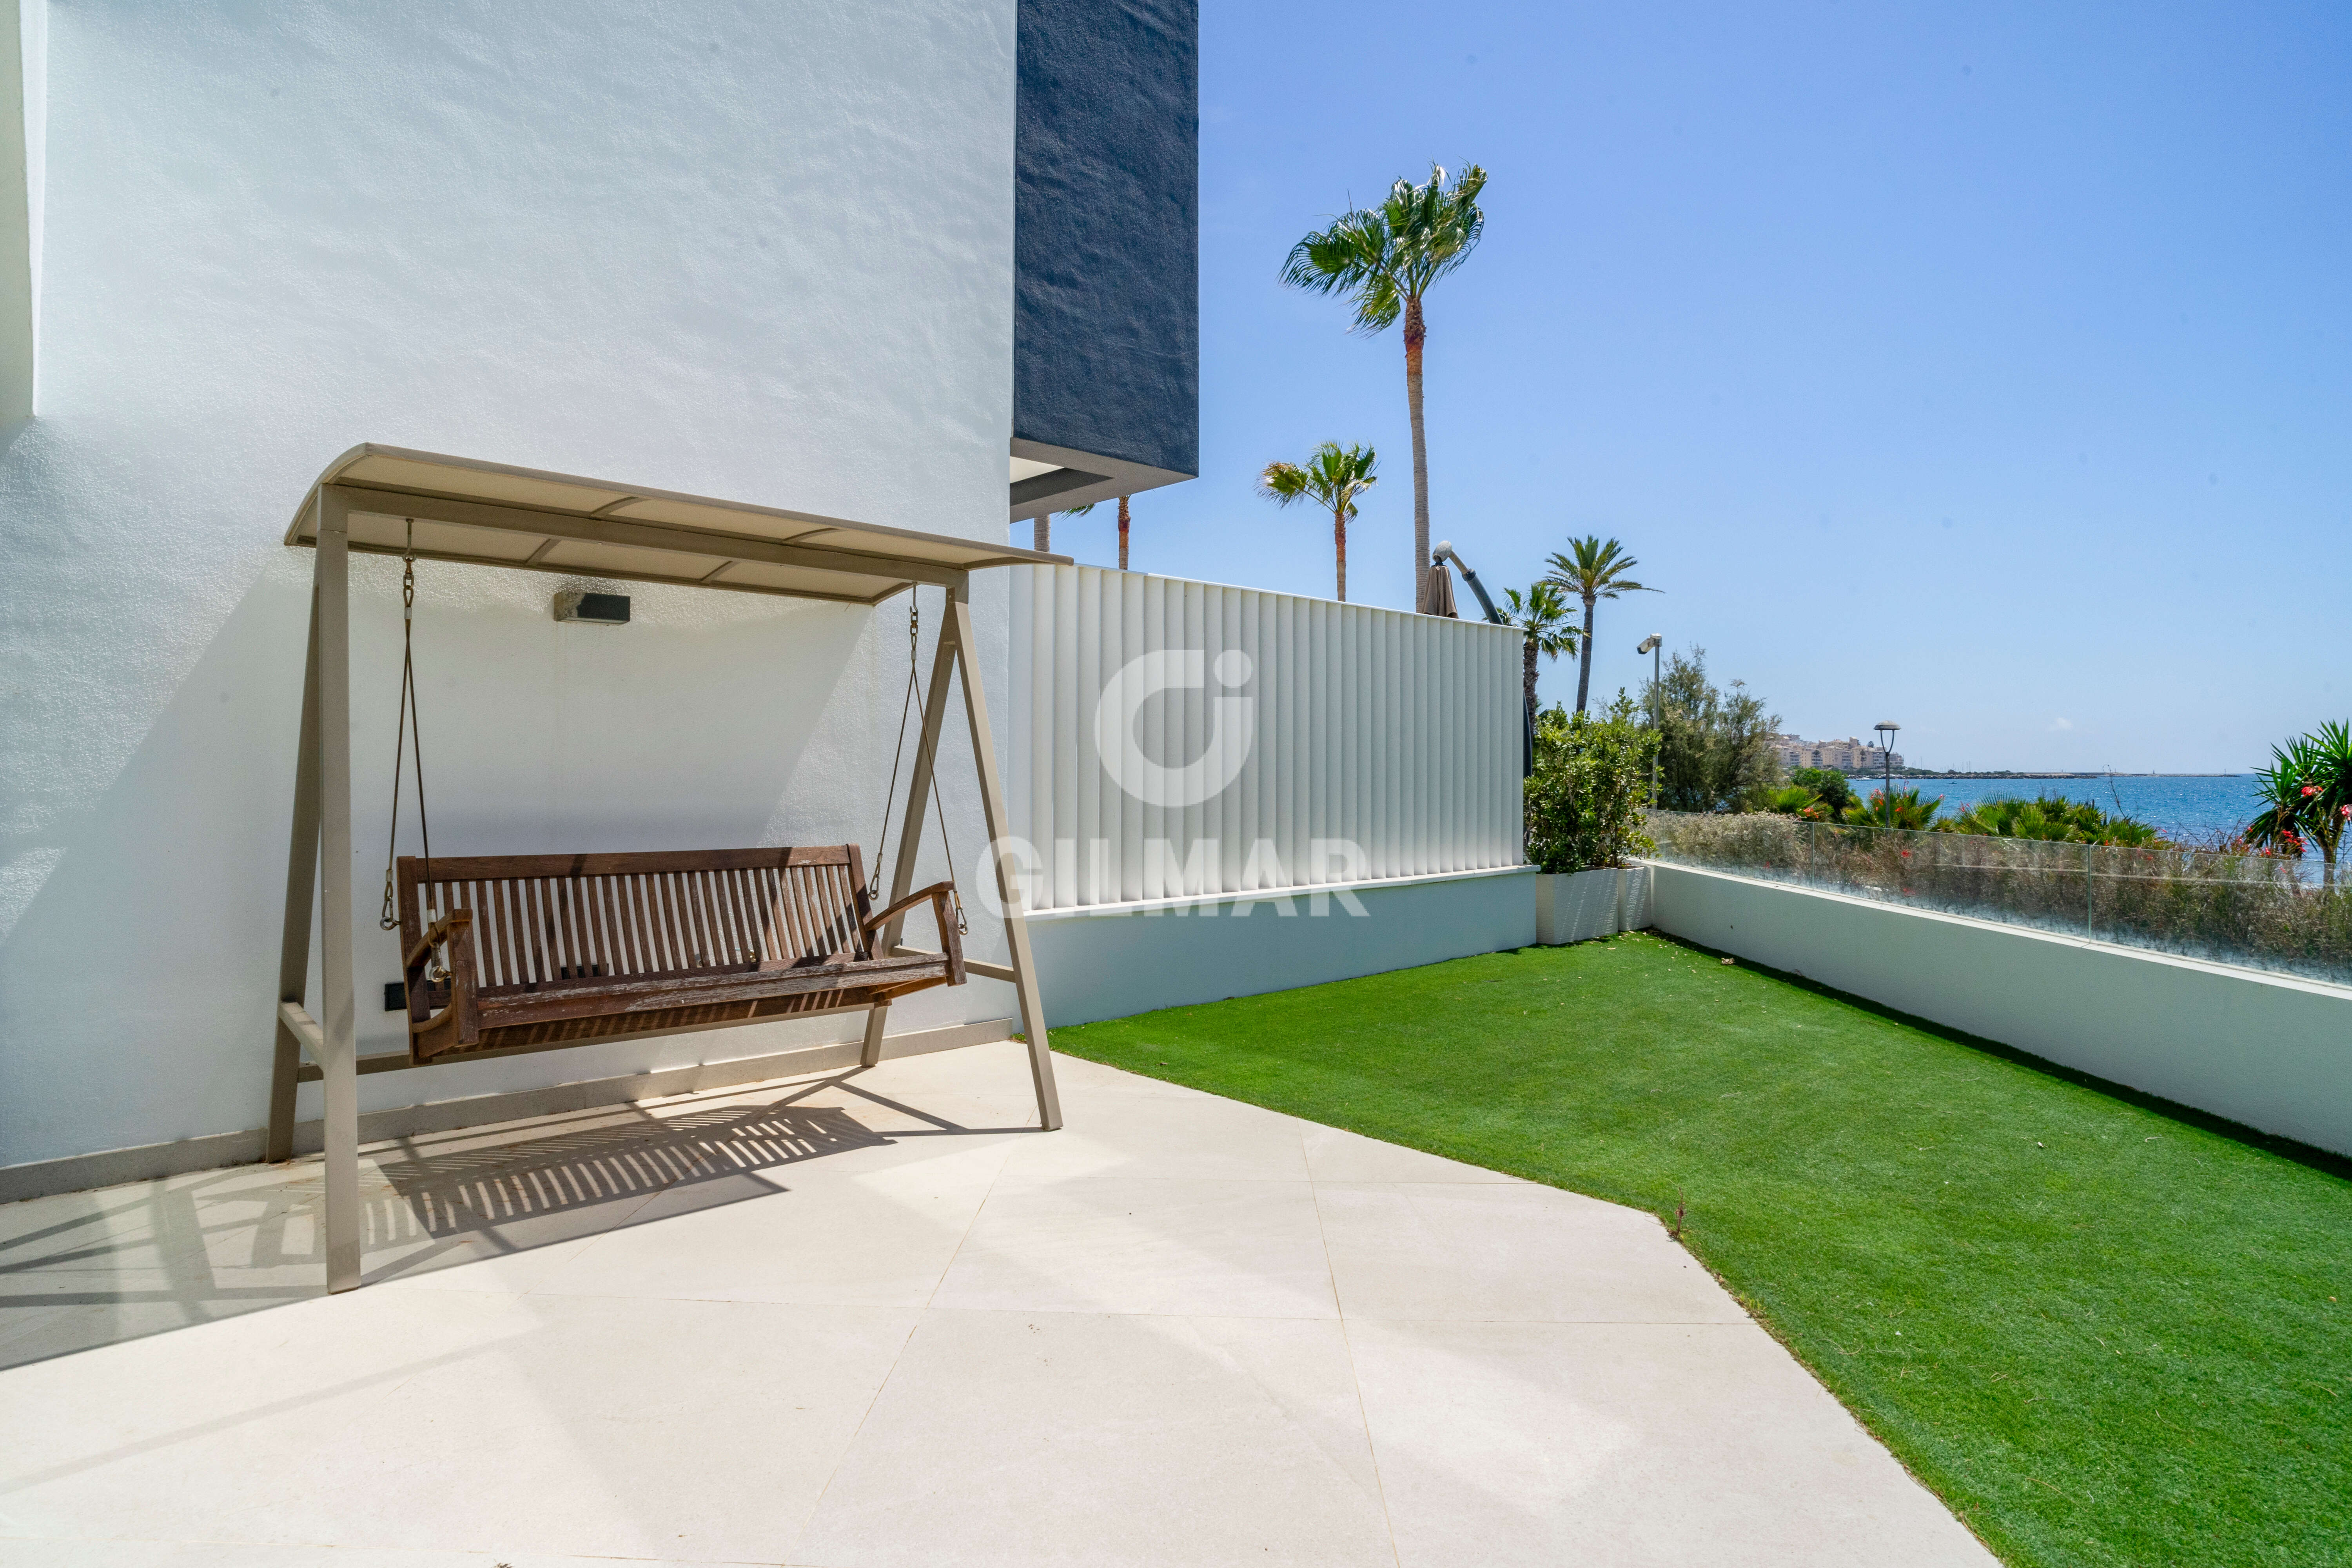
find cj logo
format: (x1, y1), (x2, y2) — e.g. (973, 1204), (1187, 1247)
(1094, 650), (1255, 808)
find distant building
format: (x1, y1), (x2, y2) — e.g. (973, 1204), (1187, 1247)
(1774, 734), (1904, 775)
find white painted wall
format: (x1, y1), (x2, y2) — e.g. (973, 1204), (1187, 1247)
(0, 2), (1023, 1167)
(1648, 862), (2352, 1158)
(2, 0), (44, 418)
(1007, 563), (1525, 909)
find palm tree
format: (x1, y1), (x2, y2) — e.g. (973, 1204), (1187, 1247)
(1282, 164), (1487, 612)
(1117, 494), (1131, 571)
(1542, 536), (1656, 713)
(1499, 583), (1578, 725)
(2247, 724), (2352, 887)
(1258, 443), (1378, 601)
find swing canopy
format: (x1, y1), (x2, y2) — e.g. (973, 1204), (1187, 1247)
(286, 444), (1065, 604)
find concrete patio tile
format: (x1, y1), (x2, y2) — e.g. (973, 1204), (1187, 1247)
(990, 1091), (1311, 1185)
(0, 1289), (917, 1563)
(789, 1307), (1395, 1568)
(0, 1542), (715, 1566)
(1316, 1181), (1749, 1325)
(1345, 1318), (1998, 1568)
(1301, 1123), (1526, 1184)
(526, 1138), (1016, 1308)
(366, 1233), (625, 1296)
(1033, 1049), (1241, 1102)
(931, 1176), (1338, 1318)
(0, 1046), (1998, 1565)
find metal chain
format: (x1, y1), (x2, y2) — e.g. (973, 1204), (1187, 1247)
(378, 521), (435, 940)
(867, 589), (968, 936)
(869, 595), (922, 897)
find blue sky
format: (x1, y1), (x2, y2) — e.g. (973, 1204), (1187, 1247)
(1049, 2), (2352, 772)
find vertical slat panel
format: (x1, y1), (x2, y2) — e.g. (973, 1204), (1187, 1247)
(628, 873), (660, 972)
(1005, 568), (1523, 910)
(494, 879), (522, 986)
(1233, 584), (1253, 891)
(1118, 571), (1145, 902)
(608, 874), (632, 974)
(1009, 564), (1034, 853)
(1074, 567), (1102, 905)
(750, 867), (780, 963)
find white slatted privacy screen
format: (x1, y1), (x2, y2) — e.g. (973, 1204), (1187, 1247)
(1007, 565), (1526, 913)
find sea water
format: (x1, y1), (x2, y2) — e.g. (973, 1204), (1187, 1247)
(1854, 775), (2262, 843)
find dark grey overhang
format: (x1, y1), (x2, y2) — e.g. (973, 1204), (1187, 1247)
(1011, 0), (1198, 523)
(1010, 438), (1192, 520)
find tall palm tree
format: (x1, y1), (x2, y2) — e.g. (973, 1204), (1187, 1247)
(1281, 163), (1487, 612)
(1117, 494), (1131, 571)
(1543, 536), (1655, 713)
(1499, 583), (1578, 724)
(1258, 442), (1378, 602)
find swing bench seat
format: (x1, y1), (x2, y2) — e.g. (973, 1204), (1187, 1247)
(395, 846), (963, 1063)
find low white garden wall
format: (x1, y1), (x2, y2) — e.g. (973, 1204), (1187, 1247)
(1027, 865), (1537, 1027)
(1648, 862), (2352, 1158)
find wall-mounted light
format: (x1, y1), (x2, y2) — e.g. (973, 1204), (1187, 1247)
(554, 591), (630, 626)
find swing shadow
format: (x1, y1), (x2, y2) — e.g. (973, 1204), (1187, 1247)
(0, 1068), (1036, 1369)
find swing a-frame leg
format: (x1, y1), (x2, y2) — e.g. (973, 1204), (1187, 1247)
(271, 488), (365, 1292)
(873, 578), (1062, 1129)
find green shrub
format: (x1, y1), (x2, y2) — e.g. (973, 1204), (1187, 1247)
(1937, 793), (2160, 846)
(1526, 696), (1659, 873)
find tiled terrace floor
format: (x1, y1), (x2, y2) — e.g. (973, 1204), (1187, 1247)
(0, 1041), (1993, 1566)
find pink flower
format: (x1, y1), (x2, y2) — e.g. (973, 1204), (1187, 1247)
(2303, 785), (2318, 797)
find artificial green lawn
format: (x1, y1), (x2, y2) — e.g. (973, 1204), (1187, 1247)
(1050, 931), (2351, 1568)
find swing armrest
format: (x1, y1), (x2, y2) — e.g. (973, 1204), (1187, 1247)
(863, 883), (955, 935)
(864, 883), (965, 984)
(406, 910), (480, 1053)
(405, 911), (470, 971)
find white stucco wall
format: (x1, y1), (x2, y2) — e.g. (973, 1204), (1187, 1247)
(0, 1), (1023, 1167)
(1029, 867), (1538, 1027)
(1648, 862), (2352, 1158)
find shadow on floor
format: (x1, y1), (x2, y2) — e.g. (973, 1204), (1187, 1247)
(0, 1075), (1008, 1368)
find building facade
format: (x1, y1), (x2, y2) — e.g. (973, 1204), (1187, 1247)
(1773, 734), (1905, 775)
(0, 0), (1196, 1172)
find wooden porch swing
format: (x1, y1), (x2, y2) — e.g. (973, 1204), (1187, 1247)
(268, 446), (1069, 1292)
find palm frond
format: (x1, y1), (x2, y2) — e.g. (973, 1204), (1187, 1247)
(1543, 535), (1656, 603)
(1500, 581), (1580, 657)
(1279, 164), (1487, 333)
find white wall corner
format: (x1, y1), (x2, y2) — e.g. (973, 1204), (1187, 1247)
(0, 0), (41, 421)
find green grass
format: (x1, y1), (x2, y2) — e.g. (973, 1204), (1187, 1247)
(1051, 931), (2352, 1568)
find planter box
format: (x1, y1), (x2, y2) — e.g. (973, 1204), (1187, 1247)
(1534, 866), (1637, 946)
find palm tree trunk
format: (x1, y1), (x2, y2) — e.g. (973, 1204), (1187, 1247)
(1117, 494), (1130, 571)
(1523, 637), (1538, 721)
(1403, 295), (1430, 612)
(1334, 509), (1348, 602)
(1033, 515), (1049, 554)
(1575, 598), (1597, 713)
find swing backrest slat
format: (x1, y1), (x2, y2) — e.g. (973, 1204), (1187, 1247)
(397, 847), (877, 999)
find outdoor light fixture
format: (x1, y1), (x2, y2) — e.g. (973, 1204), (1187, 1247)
(554, 590), (631, 625)
(1637, 635), (1664, 803)
(1875, 721), (1901, 826)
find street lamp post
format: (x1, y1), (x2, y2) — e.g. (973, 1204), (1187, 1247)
(1874, 721), (1900, 827)
(1637, 635), (1663, 805)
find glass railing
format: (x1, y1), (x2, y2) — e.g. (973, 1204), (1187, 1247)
(1644, 811), (2352, 988)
